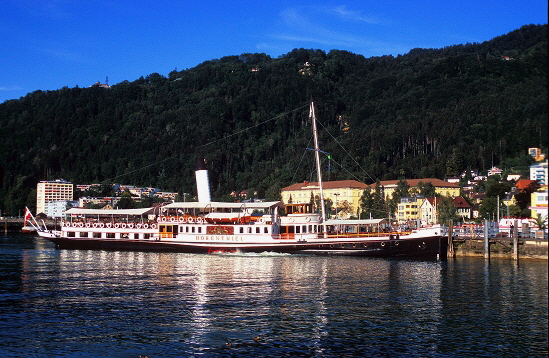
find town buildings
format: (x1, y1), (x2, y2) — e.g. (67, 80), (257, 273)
(371, 178), (460, 198)
(530, 161), (548, 185)
(36, 147), (547, 227)
(397, 197), (420, 224)
(420, 198), (440, 225)
(399, 196), (472, 225)
(280, 180), (367, 219)
(454, 196), (473, 221)
(529, 147), (546, 162)
(527, 148), (548, 228)
(487, 167), (503, 177)
(36, 179), (74, 217)
(45, 201), (74, 218)
(280, 178), (463, 221)
(529, 189), (548, 222)
(78, 196), (120, 209)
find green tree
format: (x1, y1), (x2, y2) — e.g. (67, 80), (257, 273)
(325, 198), (333, 218)
(515, 181), (540, 212)
(359, 186), (374, 219)
(116, 190), (136, 209)
(390, 179), (409, 218)
(393, 179), (410, 199)
(415, 181), (436, 197)
(485, 177), (513, 199)
(337, 200), (352, 218)
(532, 214), (547, 231)
(479, 196), (498, 220)
(372, 179), (387, 219)
(507, 204), (522, 217)
(315, 195), (333, 218)
(438, 196), (459, 225)
(86, 184), (114, 197)
(264, 184), (282, 202)
(85, 202), (102, 209)
(0, 25), (546, 203)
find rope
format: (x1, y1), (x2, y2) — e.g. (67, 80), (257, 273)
(105, 103), (310, 183)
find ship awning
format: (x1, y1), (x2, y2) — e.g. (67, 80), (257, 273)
(162, 201), (282, 211)
(324, 218), (388, 226)
(64, 208), (155, 216)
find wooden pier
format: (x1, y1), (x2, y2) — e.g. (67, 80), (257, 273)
(449, 236), (548, 260)
(1, 218), (25, 233)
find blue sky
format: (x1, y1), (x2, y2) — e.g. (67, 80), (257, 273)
(0, 1), (546, 103)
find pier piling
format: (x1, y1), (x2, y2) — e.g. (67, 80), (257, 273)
(484, 219), (490, 260)
(513, 219), (519, 261)
(447, 219), (455, 258)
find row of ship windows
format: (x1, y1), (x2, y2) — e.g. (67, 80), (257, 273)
(68, 232), (151, 239)
(66, 224), (321, 238)
(161, 225), (319, 234)
(161, 225), (271, 234)
(281, 225), (319, 234)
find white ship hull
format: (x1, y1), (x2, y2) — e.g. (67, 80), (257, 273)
(38, 219), (446, 258)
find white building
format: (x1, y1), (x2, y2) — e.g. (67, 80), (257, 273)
(36, 179), (74, 215)
(487, 167), (503, 177)
(78, 196), (120, 208)
(420, 198), (440, 225)
(529, 189), (548, 226)
(45, 201), (77, 218)
(530, 161), (548, 185)
(506, 173), (521, 182)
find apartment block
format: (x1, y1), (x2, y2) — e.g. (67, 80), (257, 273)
(36, 179), (74, 215)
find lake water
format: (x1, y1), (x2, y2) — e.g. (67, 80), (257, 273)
(1, 234), (547, 357)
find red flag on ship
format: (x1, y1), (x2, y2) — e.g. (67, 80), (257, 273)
(24, 207), (32, 225)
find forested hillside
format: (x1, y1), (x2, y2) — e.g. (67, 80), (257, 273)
(0, 24), (546, 214)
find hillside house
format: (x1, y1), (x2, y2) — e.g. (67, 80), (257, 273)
(370, 178), (461, 200)
(454, 196), (472, 221)
(397, 197), (421, 224)
(281, 180), (368, 218)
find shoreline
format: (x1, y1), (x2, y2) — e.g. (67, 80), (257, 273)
(450, 237), (548, 261)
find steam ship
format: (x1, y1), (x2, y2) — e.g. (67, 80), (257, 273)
(36, 103), (447, 258)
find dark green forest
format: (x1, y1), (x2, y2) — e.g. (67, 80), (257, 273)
(0, 24), (547, 215)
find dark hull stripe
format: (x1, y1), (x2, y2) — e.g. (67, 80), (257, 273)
(46, 236), (448, 258)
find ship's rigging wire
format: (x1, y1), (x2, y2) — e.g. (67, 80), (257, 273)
(105, 103), (310, 184)
(290, 109), (378, 186)
(195, 103), (310, 151)
(105, 102), (377, 187)
(314, 118), (377, 184)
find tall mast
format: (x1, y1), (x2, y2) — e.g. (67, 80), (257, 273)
(310, 102), (327, 223)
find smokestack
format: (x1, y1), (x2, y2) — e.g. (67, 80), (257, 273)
(195, 158), (211, 203)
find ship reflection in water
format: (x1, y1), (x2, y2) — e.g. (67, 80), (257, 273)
(2, 235), (547, 356)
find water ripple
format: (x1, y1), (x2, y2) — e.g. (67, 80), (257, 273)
(0, 234), (547, 356)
